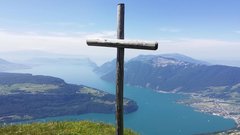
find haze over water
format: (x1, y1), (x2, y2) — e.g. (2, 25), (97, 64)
(11, 64), (235, 135)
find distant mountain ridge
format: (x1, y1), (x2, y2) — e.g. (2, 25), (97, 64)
(0, 58), (10, 64)
(25, 57), (97, 68)
(95, 54), (209, 75)
(0, 58), (29, 71)
(96, 54), (240, 93)
(0, 50), (97, 68)
(94, 59), (116, 74)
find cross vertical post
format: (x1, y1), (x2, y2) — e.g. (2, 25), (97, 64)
(86, 3), (158, 135)
(116, 3), (124, 135)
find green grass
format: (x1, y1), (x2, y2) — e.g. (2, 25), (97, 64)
(0, 121), (138, 135)
(0, 83), (59, 94)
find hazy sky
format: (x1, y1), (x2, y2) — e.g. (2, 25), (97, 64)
(0, 0), (239, 65)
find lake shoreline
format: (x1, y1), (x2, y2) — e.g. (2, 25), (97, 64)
(6, 65), (236, 135)
(156, 90), (239, 127)
(178, 93), (240, 127)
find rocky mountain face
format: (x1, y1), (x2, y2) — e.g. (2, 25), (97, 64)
(160, 53), (210, 65)
(95, 54), (240, 93)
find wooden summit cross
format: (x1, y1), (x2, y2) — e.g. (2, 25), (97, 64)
(86, 3), (158, 135)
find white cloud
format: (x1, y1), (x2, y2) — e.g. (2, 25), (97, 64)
(156, 38), (240, 60)
(84, 31), (116, 39)
(116, 38), (240, 64)
(0, 30), (117, 65)
(0, 30), (240, 65)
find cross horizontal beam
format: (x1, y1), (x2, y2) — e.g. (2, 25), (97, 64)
(86, 38), (158, 50)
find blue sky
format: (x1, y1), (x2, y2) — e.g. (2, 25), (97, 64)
(0, 0), (240, 65)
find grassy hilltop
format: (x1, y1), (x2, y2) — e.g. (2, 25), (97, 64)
(0, 121), (138, 135)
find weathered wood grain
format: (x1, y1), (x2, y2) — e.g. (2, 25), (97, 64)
(87, 38), (158, 50)
(116, 3), (124, 135)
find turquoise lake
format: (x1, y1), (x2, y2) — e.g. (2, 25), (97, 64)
(10, 64), (235, 135)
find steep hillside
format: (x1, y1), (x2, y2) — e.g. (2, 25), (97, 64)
(0, 73), (138, 123)
(98, 55), (240, 92)
(96, 54), (240, 129)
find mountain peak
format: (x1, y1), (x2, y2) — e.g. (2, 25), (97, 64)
(129, 53), (210, 67)
(160, 53), (210, 65)
(151, 56), (189, 67)
(129, 55), (191, 67)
